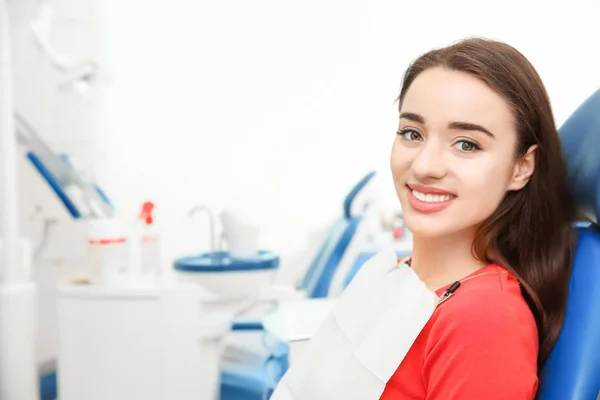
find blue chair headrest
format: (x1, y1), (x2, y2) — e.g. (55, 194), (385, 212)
(559, 89), (600, 219)
(343, 171), (377, 219)
(538, 89), (600, 399)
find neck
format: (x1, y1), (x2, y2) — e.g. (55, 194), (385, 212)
(410, 228), (485, 291)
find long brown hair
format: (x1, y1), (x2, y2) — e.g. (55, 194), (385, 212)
(397, 38), (578, 371)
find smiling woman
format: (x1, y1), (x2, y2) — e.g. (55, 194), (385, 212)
(383, 38), (577, 399)
(269, 37), (577, 400)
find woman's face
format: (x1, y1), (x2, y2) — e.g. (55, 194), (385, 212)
(391, 67), (535, 238)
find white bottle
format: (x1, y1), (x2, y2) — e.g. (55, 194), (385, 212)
(87, 218), (129, 286)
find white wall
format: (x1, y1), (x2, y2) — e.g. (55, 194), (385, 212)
(6, 0), (600, 366)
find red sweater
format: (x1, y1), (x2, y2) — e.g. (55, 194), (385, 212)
(380, 264), (539, 400)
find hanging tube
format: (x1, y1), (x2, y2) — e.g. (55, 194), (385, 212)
(0, 0), (20, 283)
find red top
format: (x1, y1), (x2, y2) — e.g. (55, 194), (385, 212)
(380, 264), (539, 400)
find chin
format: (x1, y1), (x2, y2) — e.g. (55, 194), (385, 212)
(404, 208), (486, 241)
(405, 222), (449, 238)
(404, 213), (442, 237)
(402, 210), (461, 239)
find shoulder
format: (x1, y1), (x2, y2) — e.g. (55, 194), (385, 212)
(433, 267), (538, 339)
(422, 267), (539, 399)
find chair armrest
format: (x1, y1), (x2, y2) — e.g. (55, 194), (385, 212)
(231, 320), (265, 331)
(257, 284), (307, 302)
(229, 286), (308, 331)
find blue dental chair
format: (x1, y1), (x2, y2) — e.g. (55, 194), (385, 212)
(538, 88), (600, 400)
(220, 171), (377, 400)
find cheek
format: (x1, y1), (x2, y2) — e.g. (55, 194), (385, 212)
(456, 158), (514, 211)
(390, 140), (412, 179)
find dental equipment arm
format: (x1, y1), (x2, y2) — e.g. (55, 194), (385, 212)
(30, 2), (98, 94)
(15, 114), (114, 219)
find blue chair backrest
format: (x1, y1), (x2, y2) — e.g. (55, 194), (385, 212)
(343, 171), (376, 219)
(300, 171), (376, 297)
(539, 226), (600, 399)
(308, 216), (363, 298)
(300, 219), (348, 294)
(538, 89), (600, 400)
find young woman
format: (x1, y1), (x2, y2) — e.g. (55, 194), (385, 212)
(271, 38), (577, 400)
(380, 37), (578, 399)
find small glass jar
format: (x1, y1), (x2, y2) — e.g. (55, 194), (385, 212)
(86, 218), (129, 286)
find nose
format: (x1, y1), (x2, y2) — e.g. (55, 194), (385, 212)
(411, 138), (447, 181)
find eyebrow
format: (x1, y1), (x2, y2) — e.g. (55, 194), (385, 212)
(399, 112), (425, 124)
(399, 112), (495, 138)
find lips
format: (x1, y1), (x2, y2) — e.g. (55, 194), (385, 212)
(406, 184), (456, 213)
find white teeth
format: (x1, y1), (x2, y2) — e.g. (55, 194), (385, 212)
(412, 190), (453, 203)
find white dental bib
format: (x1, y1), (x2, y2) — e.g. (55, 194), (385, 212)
(270, 249), (439, 400)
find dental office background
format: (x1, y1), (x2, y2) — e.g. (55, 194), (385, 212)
(5, 0), (600, 380)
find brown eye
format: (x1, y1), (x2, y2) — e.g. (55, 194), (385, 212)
(397, 128), (423, 142)
(461, 142), (474, 151)
(453, 140), (481, 153)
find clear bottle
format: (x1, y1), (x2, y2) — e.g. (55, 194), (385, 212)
(138, 201), (161, 282)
